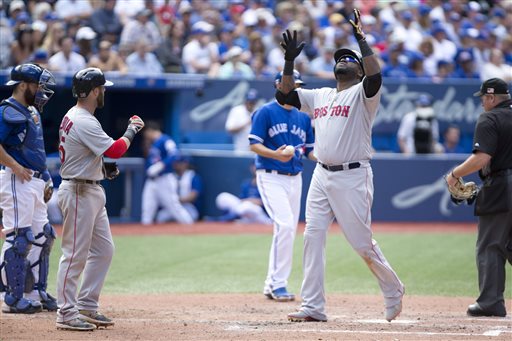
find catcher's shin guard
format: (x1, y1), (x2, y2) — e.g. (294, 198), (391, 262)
(3, 227), (35, 302)
(30, 223), (56, 298)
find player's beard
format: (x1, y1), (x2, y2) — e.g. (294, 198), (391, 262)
(334, 65), (358, 81)
(23, 86), (36, 106)
(96, 91), (105, 108)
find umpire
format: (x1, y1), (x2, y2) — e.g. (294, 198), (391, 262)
(446, 77), (512, 317)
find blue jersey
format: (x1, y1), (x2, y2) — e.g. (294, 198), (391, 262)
(240, 178), (260, 200)
(0, 97), (48, 173)
(248, 101), (314, 173)
(145, 134), (178, 175)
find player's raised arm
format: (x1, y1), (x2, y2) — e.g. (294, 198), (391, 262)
(279, 30), (305, 95)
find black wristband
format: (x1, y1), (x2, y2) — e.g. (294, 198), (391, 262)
(283, 60), (294, 76)
(358, 39), (374, 57)
(123, 127), (136, 142)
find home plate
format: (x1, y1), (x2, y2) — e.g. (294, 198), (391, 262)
(356, 319), (418, 324)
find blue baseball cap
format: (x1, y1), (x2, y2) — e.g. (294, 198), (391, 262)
(275, 69), (305, 85)
(246, 88), (259, 101)
(416, 94), (433, 107)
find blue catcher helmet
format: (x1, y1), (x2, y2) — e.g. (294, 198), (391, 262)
(275, 69), (305, 85)
(72, 67), (113, 98)
(5, 63), (56, 112)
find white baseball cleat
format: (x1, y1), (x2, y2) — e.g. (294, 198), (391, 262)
(385, 301), (402, 322)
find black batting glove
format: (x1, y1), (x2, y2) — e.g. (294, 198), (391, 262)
(349, 8), (366, 41)
(280, 30), (305, 61)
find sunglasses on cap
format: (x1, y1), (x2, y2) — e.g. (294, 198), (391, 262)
(336, 55), (359, 64)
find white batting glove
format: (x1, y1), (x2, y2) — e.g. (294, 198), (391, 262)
(128, 115), (145, 134)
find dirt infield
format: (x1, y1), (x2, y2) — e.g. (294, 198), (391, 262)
(5, 222), (507, 341)
(2, 293), (511, 340)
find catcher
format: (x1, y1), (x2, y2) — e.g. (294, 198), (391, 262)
(445, 77), (512, 318)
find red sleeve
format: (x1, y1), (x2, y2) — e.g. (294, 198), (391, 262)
(104, 138), (128, 159)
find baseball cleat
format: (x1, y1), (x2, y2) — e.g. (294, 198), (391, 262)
(385, 301), (402, 322)
(41, 293), (58, 311)
(270, 287), (295, 302)
(263, 287), (273, 299)
(1, 298), (43, 314)
(56, 317), (96, 331)
(79, 310), (115, 327)
(288, 310), (327, 322)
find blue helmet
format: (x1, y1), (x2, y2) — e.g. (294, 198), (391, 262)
(275, 69), (305, 85)
(5, 63), (56, 112)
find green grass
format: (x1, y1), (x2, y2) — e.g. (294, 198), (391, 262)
(44, 232), (511, 298)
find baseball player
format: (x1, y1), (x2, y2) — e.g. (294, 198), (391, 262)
(249, 70), (315, 302)
(0, 63), (58, 314)
(141, 121), (194, 225)
(278, 10), (404, 323)
(215, 163), (271, 224)
(56, 68), (144, 331)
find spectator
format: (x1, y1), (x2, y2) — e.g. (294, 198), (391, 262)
(217, 46), (255, 79)
(213, 163), (271, 224)
(41, 21), (66, 57)
(226, 88), (260, 152)
(31, 48), (49, 69)
(431, 25), (457, 65)
(308, 45), (336, 79)
(114, 0), (145, 25)
(157, 156), (203, 223)
(397, 94), (443, 154)
(7, 0), (26, 29)
(120, 8), (161, 53)
(75, 26), (97, 63)
(442, 124), (465, 154)
(452, 50), (479, 79)
(418, 37), (438, 77)
(89, 0), (123, 44)
(182, 21), (220, 76)
(154, 21), (185, 73)
(250, 53), (273, 79)
(125, 38), (163, 75)
(10, 24), (35, 66)
(31, 20), (47, 50)
(88, 40), (128, 74)
(54, 0), (93, 24)
(480, 49), (512, 82)
(393, 10), (424, 51)
(0, 18), (14, 68)
(141, 121), (194, 225)
(47, 36), (86, 73)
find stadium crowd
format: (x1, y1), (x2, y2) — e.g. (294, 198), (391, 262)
(0, 0), (511, 82)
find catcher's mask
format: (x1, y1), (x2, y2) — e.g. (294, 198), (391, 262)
(6, 63), (55, 112)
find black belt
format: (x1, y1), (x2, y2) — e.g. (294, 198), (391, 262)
(319, 162), (361, 172)
(0, 165), (44, 179)
(264, 169), (299, 176)
(62, 178), (101, 185)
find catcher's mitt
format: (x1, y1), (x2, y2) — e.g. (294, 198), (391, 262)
(44, 180), (53, 203)
(103, 162), (120, 180)
(446, 176), (478, 205)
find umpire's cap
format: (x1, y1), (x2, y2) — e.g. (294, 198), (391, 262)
(72, 67), (113, 98)
(334, 48), (365, 75)
(473, 78), (510, 97)
(275, 69), (305, 85)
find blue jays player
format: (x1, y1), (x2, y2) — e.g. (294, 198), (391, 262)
(142, 121), (194, 225)
(0, 63), (58, 313)
(249, 70), (315, 301)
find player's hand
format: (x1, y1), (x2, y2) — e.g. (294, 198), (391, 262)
(44, 179), (53, 203)
(128, 115), (145, 134)
(12, 164), (32, 183)
(280, 30), (305, 61)
(349, 8), (366, 41)
(275, 145), (294, 162)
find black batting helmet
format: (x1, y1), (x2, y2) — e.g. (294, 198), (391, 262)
(334, 48), (365, 76)
(72, 67), (113, 98)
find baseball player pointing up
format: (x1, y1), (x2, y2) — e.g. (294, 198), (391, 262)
(277, 9), (404, 323)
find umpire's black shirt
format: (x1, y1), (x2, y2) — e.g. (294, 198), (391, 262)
(473, 99), (512, 216)
(472, 99), (512, 173)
